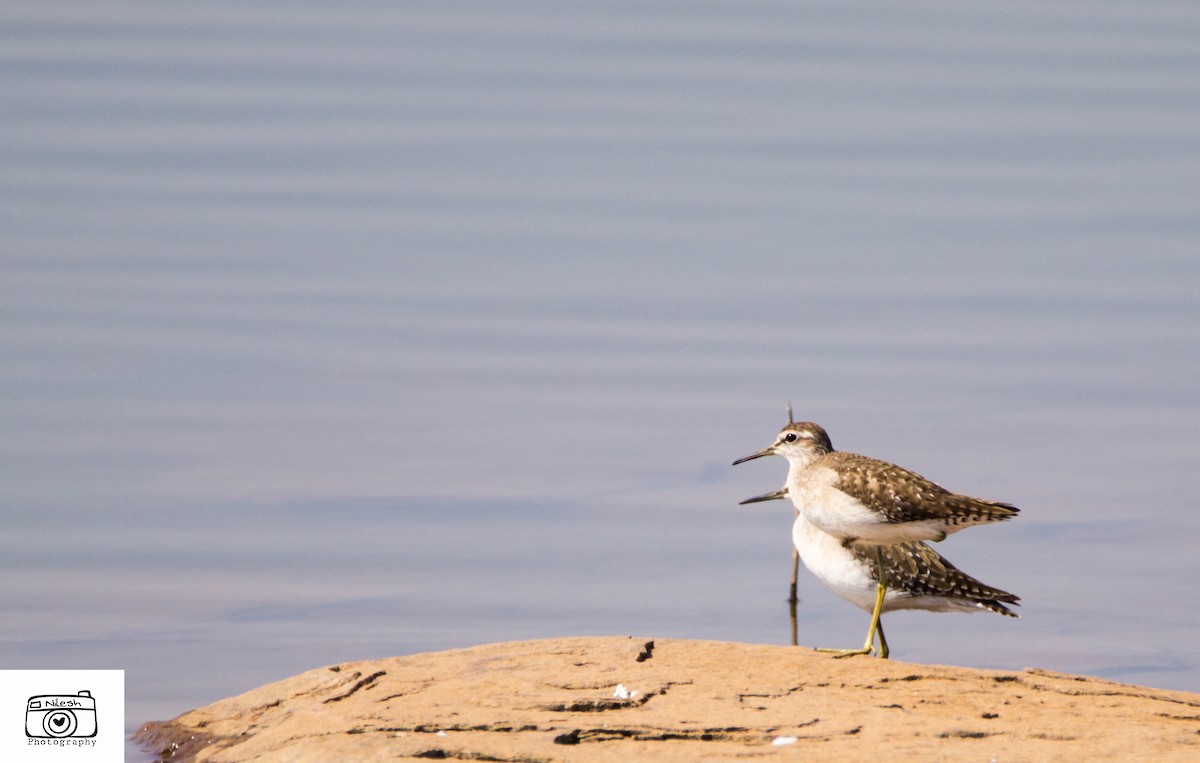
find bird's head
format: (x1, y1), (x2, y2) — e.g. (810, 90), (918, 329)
(732, 404), (833, 469)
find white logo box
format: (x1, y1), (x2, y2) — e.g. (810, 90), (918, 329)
(0, 671), (124, 762)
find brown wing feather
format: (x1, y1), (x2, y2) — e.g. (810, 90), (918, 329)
(850, 540), (1020, 616)
(825, 452), (1020, 527)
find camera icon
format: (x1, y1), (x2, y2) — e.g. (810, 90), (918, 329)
(26, 691), (97, 738)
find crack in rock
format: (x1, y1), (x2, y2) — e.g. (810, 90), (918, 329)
(1023, 681), (1200, 708)
(364, 723), (544, 735)
(739, 686), (802, 706)
(324, 670), (387, 703)
(540, 696), (651, 712)
(938, 729), (1002, 739)
(553, 725), (776, 745)
(413, 748), (554, 762)
(540, 680), (690, 712)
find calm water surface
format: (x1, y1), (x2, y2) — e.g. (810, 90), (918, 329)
(2, 2), (1199, 756)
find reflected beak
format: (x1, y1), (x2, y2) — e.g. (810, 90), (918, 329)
(732, 445), (776, 466)
(739, 488), (788, 506)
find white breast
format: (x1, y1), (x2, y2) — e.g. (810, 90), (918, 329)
(790, 514), (879, 612)
(788, 465), (879, 540)
(791, 514), (989, 616)
(787, 463), (945, 544)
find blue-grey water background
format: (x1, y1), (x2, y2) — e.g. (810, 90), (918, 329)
(3, 1), (1199, 755)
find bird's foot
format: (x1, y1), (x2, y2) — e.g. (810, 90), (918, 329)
(815, 646), (878, 659)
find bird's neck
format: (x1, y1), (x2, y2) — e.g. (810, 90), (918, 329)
(783, 452), (821, 487)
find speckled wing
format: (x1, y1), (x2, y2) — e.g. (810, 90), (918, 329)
(851, 541), (1020, 616)
(825, 452), (1020, 529)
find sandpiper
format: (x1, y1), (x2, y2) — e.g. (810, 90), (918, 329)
(742, 487), (1019, 658)
(732, 406), (1019, 546)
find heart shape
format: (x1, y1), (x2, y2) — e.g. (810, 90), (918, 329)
(52, 716), (66, 728)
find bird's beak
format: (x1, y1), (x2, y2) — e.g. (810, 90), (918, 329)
(738, 488), (787, 506)
(732, 445), (775, 466)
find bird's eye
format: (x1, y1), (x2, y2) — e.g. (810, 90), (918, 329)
(783, 432), (798, 443)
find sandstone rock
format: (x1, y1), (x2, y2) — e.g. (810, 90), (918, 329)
(135, 636), (1200, 761)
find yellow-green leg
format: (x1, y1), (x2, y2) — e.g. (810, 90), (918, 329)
(817, 548), (889, 659)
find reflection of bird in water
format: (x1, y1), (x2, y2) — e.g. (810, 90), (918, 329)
(740, 487), (1019, 658)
